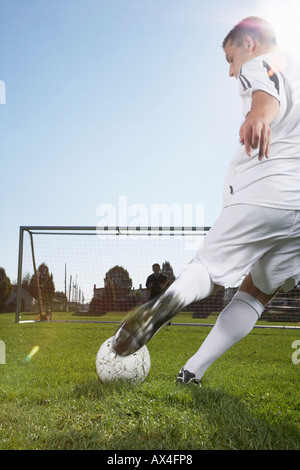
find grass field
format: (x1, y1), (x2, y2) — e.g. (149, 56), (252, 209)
(0, 311), (299, 451)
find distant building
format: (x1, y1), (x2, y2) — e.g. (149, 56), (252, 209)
(5, 285), (35, 312)
(93, 283), (149, 301)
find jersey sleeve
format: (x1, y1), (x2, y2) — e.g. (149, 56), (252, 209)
(238, 56), (282, 117)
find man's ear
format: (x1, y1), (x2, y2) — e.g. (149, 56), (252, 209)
(243, 35), (256, 52)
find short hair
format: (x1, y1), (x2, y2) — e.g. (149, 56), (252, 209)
(222, 17), (277, 49)
(152, 263), (160, 269)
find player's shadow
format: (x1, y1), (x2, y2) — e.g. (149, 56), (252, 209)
(71, 379), (299, 450)
(72, 377), (140, 398)
(171, 385), (299, 450)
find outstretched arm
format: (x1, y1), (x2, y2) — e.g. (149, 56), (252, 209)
(239, 91), (280, 160)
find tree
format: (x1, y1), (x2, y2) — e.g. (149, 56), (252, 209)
(162, 261), (176, 285)
(21, 272), (31, 292)
(104, 266), (132, 299)
(29, 263), (55, 309)
(89, 266), (132, 315)
(0, 267), (12, 312)
(89, 295), (100, 315)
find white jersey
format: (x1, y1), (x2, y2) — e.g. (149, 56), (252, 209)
(223, 51), (300, 209)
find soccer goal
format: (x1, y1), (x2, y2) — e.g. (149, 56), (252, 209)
(15, 225), (210, 323)
(15, 226), (300, 327)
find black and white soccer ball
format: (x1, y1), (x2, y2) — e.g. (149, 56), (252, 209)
(96, 336), (151, 383)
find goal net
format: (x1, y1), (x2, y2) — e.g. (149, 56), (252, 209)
(15, 226), (300, 325)
(16, 226), (209, 322)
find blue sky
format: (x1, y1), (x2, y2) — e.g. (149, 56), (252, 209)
(0, 0), (297, 283)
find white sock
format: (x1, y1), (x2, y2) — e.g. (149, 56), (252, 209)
(166, 262), (214, 307)
(184, 291), (264, 380)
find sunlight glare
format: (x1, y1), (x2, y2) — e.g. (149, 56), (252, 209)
(259, 0), (300, 54)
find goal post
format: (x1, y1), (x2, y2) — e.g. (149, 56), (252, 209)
(15, 226), (300, 327)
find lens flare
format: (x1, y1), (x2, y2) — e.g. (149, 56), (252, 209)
(26, 345), (40, 362)
(259, 0), (300, 54)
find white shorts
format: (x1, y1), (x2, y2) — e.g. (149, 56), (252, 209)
(193, 205), (300, 295)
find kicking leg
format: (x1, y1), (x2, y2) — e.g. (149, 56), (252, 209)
(113, 262), (215, 356)
(166, 262), (215, 305)
(178, 274), (274, 384)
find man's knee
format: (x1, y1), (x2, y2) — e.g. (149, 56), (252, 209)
(212, 284), (223, 295)
(239, 274), (277, 306)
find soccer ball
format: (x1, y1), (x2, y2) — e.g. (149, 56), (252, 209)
(96, 336), (151, 383)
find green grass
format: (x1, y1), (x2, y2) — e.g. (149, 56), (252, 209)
(0, 312), (299, 450)
(17, 308), (299, 327)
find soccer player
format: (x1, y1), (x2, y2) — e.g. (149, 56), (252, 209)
(113, 17), (300, 385)
(146, 264), (169, 300)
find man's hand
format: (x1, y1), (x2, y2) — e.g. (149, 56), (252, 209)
(239, 91), (280, 161)
(239, 117), (271, 160)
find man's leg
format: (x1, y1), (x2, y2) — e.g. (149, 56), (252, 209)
(238, 273), (277, 304)
(113, 262), (215, 356)
(166, 262), (215, 305)
(180, 274), (276, 383)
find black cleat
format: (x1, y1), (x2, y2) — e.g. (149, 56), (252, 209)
(112, 292), (184, 356)
(175, 367), (201, 386)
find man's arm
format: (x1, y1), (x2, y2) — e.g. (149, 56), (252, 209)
(161, 278), (169, 291)
(239, 91), (280, 160)
(146, 276), (152, 291)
